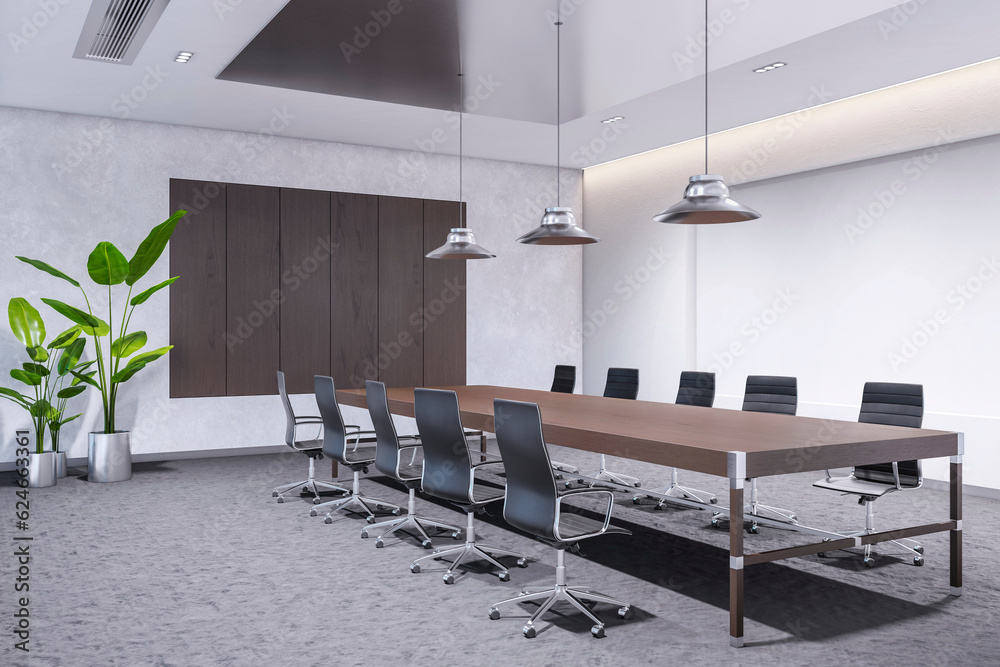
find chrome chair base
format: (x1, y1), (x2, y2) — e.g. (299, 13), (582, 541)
(272, 457), (348, 503)
(635, 467), (716, 508)
(410, 511), (527, 583)
(577, 453), (641, 489)
(360, 487), (462, 549)
(488, 549), (631, 638)
(309, 470), (401, 522)
(817, 498), (925, 566)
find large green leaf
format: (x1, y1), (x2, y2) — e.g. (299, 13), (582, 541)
(70, 370), (100, 389)
(26, 345), (49, 362)
(110, 361), (147, 384)
(87, 241), (129, 285)
(10, 369), (41, 386)
(28, 399), (50, 418)
(41, 298), (108, 336)
(57, 338), (86, 376)
(110, 331), (147, 358)
(57, 385), (87, 400)
(127, 211), (186, 286)
(55, 413), (81, 427)
(47, 326), (81, 349)
(124, 345), (172, 368)
(15, 256), (80, 287)
(8, 297), (45, 347)
(22, 362), (49, 377)
(75, 359), (97, 372)
(130, 276), (178, 306)
(0, 387), (30, 407)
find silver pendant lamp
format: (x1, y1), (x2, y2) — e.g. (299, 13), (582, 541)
(653, 0), (760, 225)
(427, 72), (495, 260)
(517, 17), (599, 245)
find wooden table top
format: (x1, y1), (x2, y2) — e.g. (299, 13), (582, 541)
(337, 385), (960, 478)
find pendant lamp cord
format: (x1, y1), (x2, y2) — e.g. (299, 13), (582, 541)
(704, 0), (709, 174)
(458, 71), (464, 227)
(556, 16), (562, 206)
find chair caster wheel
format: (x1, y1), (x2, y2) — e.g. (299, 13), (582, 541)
(709, 497), (718, 504)
(654, 503), (664, 511)
(817, 552), (826, 558)
(516, 557), (528, 568)
(711, 518), (721, 528)
(272, 491), (278, 497)
(276, 497), (284, 504)
(489, 608), (500, 620)
(746, 524), (759, 535)
(498, 572), (510, 582)
(360, 530), (369, 539)
(312, 497), (321, 504)
(422, 540), (433, 549)
(522, 625), (536, 638)
(618, 606), (632, 620)
(366, 515), (375, 524)
(631, 496), (641, 504)
(789, 515), (797, 521)
(452, 532), (462, 540)
(554, 473), (563, 480)
(410, 564), (420, 574)
(864, 557), (875, 568)
(391, 508), (402, 516)
(309, 509), (318, 517)
(913, 556), (924, 566)
(374, 504), (383, 511)
(633, 481), (641, 488)
(443, 573), (455, 585)
(576, 478), (584, 485)
(591, 625), (605, 638)
(375, 540), (384, 549)
(914, 545), (924, 554)
(324, 517), (333, 524)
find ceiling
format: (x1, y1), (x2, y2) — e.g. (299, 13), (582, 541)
(2, 0), (999, 168)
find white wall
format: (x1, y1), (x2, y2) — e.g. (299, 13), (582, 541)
(0, 105), (583, 462)
(583, 131), (1000, 489)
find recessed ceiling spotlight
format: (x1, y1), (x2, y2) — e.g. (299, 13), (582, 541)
(601, 115), (625, 124)
(175, 51), (193, 63)
(753, 61), (786, 73)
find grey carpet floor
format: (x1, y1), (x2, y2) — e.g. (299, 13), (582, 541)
(2, 443), (998, 667)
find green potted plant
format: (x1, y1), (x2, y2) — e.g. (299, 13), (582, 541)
(17, 210), (185, 482)
(1, 299), (89, 486)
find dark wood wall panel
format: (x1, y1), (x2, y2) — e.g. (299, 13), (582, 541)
(226, 184), (281, 396)
(279, 188), (332, 394)
(377, 196), (424, 388)
(422, 199), (467, 387)
(169, 179), (228, 398)
(331, 193), (379, 389)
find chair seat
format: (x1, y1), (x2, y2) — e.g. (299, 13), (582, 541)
(342, 445), (377, 466)
(397, 461), (423, 482)
(292, 439), (323, 451)
(471, 481), (505, 505)
(813, 475), (906, 498)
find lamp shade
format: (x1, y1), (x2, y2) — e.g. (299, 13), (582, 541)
(653, 175), (760, 224)
(517, 207), (600, 245)
(426, 228), (496, 259)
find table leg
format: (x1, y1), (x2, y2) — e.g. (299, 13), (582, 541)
(950, 437), (963, 596)
(730, 475), (745, 647)
(481, 432), (487, 454)
(331, 460), (338, 478)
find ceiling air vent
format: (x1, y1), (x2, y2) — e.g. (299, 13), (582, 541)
(73, 0), (171, 66)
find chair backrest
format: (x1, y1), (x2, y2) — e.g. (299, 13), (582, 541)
(551, 365), (576, 393)
(314, 375), (349, 463)
(365, 380), (405, 478)
(742, 375), (797, 415)
(414, 388), (474, 505)
(603, 367), (639, 400)
(276, 371), (296, 446)
(676, 371), (715, 407)
(493, 399), (558, 541)
(854, 382), (924, 486)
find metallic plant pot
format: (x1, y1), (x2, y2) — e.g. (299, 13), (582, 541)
(27, 452), (57, 488)
(54, 451), (68, 478)
(88, 432), (132, 483)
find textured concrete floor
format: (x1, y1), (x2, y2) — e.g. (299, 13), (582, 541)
(1, 444), (998, 666)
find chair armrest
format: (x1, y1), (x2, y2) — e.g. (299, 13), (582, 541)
(553, 488), (614, 542)
(294, 416), (323, 424)
(471, 457), (504, 469)
(891, 461), (902, 490)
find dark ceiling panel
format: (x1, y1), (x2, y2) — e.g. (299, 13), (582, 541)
(217, 0), (461, 111)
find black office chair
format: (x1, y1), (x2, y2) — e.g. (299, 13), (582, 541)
(580, 368), (641, 488)
(360, 381), (463, 549)
(489, 399), (632, 639)
(272, 371), (348, 503)
(409, 388), (527, 584)
(711, 376), (799, 532)
(548, 365), (580, 476)
(309, 376), (401, 522)
(639, 371), (718, 508)
(814, 382), (926, 567)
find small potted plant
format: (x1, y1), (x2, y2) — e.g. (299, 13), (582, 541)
(1, 299), (89, 486)
(17, 211), (185, 482)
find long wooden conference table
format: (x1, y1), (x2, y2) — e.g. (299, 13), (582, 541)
(337, 384), (963, 647)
